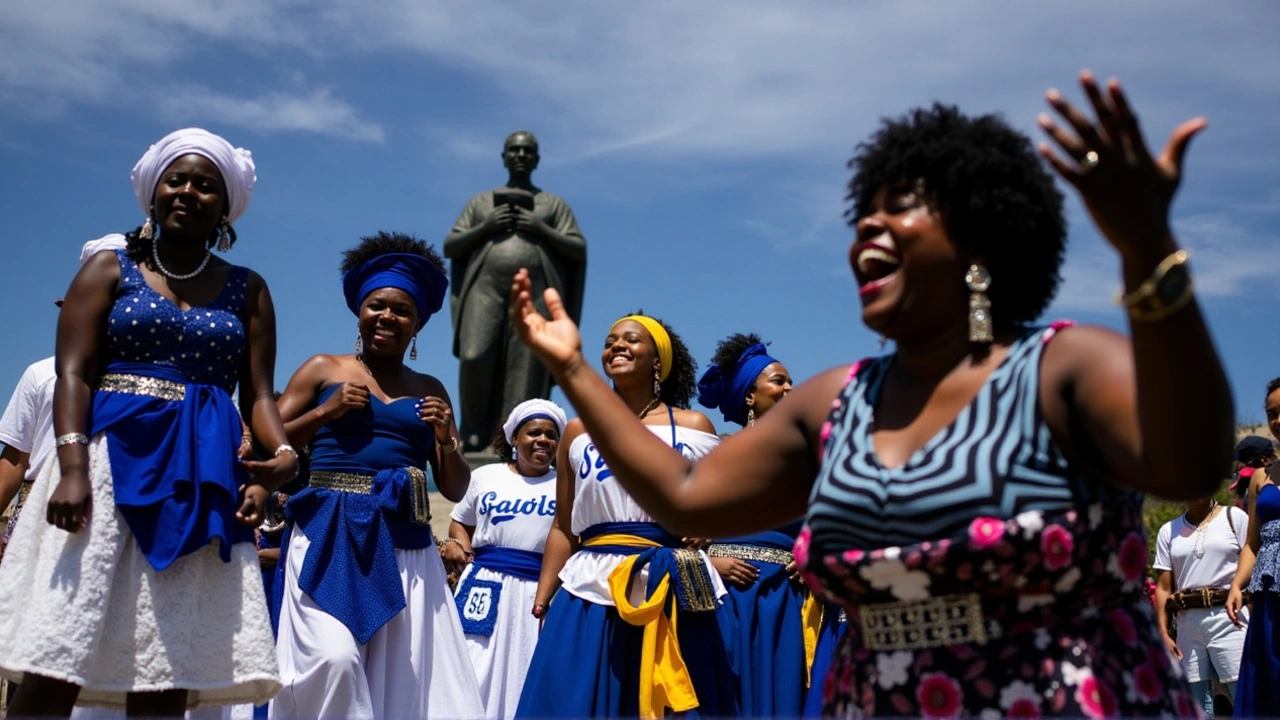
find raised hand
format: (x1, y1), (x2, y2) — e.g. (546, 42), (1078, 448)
(509, 268), (582, 375)
(1038, 70), (1206, 258)
(47, 468), (92, 533)
(320, 382), (370, 420)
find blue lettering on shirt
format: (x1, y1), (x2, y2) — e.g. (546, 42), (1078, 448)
(478, 491), (556, 525)
(581, 443), (613, 482)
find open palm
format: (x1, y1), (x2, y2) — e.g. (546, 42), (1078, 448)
(509, 269), (582, 372)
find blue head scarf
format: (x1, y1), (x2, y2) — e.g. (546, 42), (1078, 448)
(342, 253), (448, 330)
(696, 342), (779, 426)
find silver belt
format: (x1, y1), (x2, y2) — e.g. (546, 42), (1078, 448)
(858, 593), (988, 651)
(707, 543), (794, 565)
(309, 468), (432, 526)
(98, 373), (185, 401)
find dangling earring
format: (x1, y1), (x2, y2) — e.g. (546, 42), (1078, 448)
(216, 218), (232, 252)
(140, 217), (155, 241)
(965, 264), (993, 344)
(355, 334), (363, 353)
(747, 407), (756, 427)
(410, 336), (418, 361)
(653, 366), (661, 397)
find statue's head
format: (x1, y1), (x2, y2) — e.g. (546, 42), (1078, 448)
(503, 130), (540, 179)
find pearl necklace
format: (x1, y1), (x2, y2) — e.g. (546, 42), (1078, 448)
(152, 241), (211, 281)
(1187, 501), (1218, 559)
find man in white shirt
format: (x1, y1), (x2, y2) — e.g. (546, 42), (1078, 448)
(0, 235), (126, 565)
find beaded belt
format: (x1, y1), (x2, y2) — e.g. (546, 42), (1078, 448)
(98, 373), (186, 402)
(859, 593), (988, 651)
(16, 480), (33, 507)
(707, 543), (794, 566)
(1168, 587), (1236, 611)
(309, 468), (432, 525)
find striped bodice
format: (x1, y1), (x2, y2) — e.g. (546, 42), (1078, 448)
(806, 323), (1131, 554)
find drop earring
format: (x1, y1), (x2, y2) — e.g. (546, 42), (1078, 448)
(965, 264), (993, 344)
(410, 336), (418, 361)
(216, 218), (232, 252)
(140, 216), (155, 241)
(355, 334), (363, 353)
(653, 366), (661, 397)
(747, 407), (756, 427)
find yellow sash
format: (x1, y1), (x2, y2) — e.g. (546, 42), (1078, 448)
(585, 533), (700, 720)
(801, 592), (823, 688)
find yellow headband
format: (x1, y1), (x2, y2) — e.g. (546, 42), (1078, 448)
(612, 315), (673, 382)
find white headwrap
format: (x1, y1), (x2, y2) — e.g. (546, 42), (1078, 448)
(78, 233), (128, 267)
(130, 128), (256, 225)
(502, 399), (568, 445)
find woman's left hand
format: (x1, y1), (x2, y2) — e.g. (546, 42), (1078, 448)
(1037, 70), (1207, 259)
(241, 452), (300, 493)
(417, 396), (456, 442)
(236, 483), (270, 527)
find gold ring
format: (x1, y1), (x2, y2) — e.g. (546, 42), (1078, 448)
(1079, 150), (1100, 175)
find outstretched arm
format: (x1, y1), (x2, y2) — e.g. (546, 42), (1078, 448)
(510, 270), (828, 538)
(1038, 71), (1231, 499)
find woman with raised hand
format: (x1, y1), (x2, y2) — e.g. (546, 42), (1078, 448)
(0, 128), (294, 716)
(514, 313), (736, 720)
(446, 398), (567, 720)
(512, 71), (1229, 717)
(696, 333), (816, 718)
(273, 232), (482, 720)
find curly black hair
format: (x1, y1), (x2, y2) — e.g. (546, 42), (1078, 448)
(1267, 377), (1280, 398)
(847, 103), (1067, 332)
(340, 230), (446, 277)
(619, 310), (698, 409)
(710, 332), (769, 380)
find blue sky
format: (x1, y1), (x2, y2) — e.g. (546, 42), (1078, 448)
(1, 2), (1277, 435)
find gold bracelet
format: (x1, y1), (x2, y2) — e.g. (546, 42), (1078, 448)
(1128, 281), (1195, 322)
(438, 435), (461, 455)
(1113, 249), (1189, 308)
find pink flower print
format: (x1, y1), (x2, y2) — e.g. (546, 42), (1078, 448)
(824, 555), (852, 579)
(1075, 675), (1108, 719)
(916, 672), (964, 719)
(1040, 524), (1074, 570)
(1106, 608), (1138, 644)
(842, 548), (866, 565)
(1123, 664), (1164, 704)
(1008, 699), (1041, 719)
(968, 517), (1005, 549)
(1117, 532), (1148, 582)
(793, 527), (811, 566)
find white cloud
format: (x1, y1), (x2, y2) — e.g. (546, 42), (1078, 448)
(154, 87), (385, 142)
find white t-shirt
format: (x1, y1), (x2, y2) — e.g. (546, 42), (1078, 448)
(559, 422), (726, 606)
(0, 357), (57, 487)
(450, 462), (556, 553)
(1154, 505), (1249, 591)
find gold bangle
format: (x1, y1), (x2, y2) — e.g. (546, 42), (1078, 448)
(438, 435), (461, 455)
(1127, 281), (1195, 322)
(1113, 249), (1190, 308)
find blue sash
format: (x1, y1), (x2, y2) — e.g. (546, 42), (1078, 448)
(579, 521), (683, 554)
(472, 545), (544, 582)
(89, 361), (252, 571)
(285, 466), (432, 644)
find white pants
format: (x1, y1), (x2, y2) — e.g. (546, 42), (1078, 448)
(1177, 606), (1248, 683)
(271, 530), (483, 720)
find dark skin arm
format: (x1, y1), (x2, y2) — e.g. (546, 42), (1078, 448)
(533, 419), (584, 613)
(1037, 72), (1232, 498)
(0, 445), (27, 516)
(235, 270), (298, 525)
(1153, 569), (1181, 659)
(47, 251), (119, 532)
(443, 519), (475, 573)
(277, 355), (370, 447)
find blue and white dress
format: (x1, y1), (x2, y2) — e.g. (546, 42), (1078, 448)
(515, 410), (737, 719)
(451, 462), (556, 720)
(0, 250), (279, 708)
(1236, 482), (1280, 716)
(272, 385), (483, 720)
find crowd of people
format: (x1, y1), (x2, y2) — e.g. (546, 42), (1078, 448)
(0, 69), (1271, 719)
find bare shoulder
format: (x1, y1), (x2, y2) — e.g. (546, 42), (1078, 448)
(672, 407), (716, 434)
(788, 363), (862, 430)
(409, 370), (450, 399)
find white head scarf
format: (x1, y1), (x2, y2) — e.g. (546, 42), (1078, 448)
(130, 128), (256, 225)
(502, 399), (568, 445)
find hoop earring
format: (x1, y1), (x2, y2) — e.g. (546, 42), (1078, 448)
(216, 218), (232, 252)
(965, 264), (993, 344)
(140, 217), (155, 241)
(410, 336), (418, 361)
(355, 334), (363, 353)
(747, 407), (755, 427)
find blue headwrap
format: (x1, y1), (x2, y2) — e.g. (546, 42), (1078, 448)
(342, 253), (448, 330)
(696, 342), (779, 426)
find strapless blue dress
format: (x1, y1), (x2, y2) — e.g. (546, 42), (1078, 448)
(1236, 483), (1280, 716)
(284, 385), (436, 643)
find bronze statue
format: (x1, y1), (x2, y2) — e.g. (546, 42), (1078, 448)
(444, 131), (587, 453)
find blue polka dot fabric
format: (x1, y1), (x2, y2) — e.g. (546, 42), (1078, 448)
(105, 249), (247, 391)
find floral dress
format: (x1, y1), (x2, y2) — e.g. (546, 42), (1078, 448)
(794, 324), (1197, 718)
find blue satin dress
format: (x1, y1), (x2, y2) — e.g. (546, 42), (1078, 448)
(1236, 483), (1280, 716)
